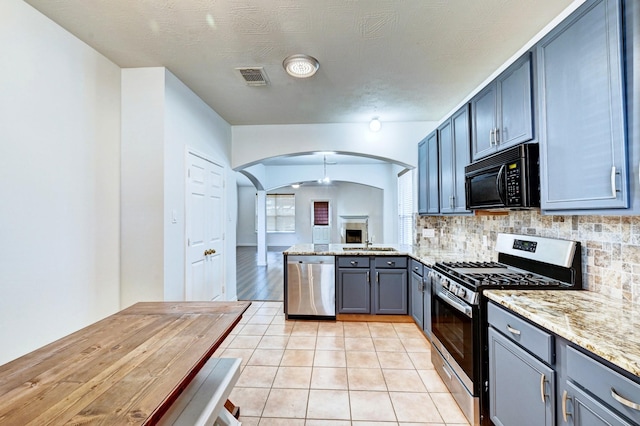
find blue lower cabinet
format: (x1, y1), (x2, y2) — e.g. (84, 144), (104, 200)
(488, 327), (556, 426)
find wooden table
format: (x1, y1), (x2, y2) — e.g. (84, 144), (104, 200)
(0, 301), (251, 425)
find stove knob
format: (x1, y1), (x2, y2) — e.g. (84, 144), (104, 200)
(441, 279), (449, 289)
(457, 287), (466, 298)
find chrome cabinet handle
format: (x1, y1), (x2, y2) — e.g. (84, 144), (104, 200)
(611, 388), (640, 411)
(506, 324), (521, 335)
(387, 261), (394, 266)
(366, 271), (370, 284)
(350, 261), (357, 266)
(376, 271), (379, 284)
(611, 166), (617, 198)
(494, 128), (500, 145)
(540, 374), (547, 403)
(562, 390), (571, 422)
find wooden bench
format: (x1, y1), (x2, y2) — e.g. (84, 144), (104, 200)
(158, 358), (242, 426)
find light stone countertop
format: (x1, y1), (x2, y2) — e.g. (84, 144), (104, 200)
(484, 290), (640, 379)
(282, 243), (463, 266)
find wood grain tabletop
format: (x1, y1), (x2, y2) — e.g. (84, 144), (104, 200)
(0, 301), (251, 425)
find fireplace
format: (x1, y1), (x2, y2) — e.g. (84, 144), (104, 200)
(345, 229), (362, 243)
(340, 215), (368, 244)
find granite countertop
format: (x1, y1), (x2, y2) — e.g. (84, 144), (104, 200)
(283, 243), (463, 266)
(484, 290), (640, 379)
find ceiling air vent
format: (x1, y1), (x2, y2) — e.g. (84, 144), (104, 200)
(236, 67), (269, 86)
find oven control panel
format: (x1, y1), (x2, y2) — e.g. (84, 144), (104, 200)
(513, 239), (537, 253)
(435, 273), (479, 306)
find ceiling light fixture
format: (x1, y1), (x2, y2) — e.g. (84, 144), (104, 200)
(283, 54), (319, 78)
(317, 155), (331, 184)
(291, 183), (301, 189)
(369, 117), (381, 132)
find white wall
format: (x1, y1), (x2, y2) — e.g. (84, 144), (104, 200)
(0, 0), (121, 364)
(237, 182), (384, 247)
(232, 122), (436, 170)
(237, 185), (258, 246)
(121, 68), (236, 307)
(164, 71), (237, 301)
(121, 68), (166, 306)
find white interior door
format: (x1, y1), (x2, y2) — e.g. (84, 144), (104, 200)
(186, 152), (224, 301)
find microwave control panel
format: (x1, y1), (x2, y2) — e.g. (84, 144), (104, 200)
(505, 161), (522, 204)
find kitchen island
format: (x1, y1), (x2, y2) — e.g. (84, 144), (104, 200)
(0, 301), (250, 425)
(283, 244), (462, 320)
(283, 243), (463, 265)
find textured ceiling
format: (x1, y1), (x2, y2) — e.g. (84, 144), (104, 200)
(25, 0), (575, 126)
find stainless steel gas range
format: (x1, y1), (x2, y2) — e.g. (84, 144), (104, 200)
(429, 233), (582, 426)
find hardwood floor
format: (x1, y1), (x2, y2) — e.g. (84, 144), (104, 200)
(236, 246), (288, 301)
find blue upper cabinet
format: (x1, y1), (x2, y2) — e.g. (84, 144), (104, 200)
(439, 105), (471, 214)
(538, 0), (627, 211)
(418, 130), (439, 215)
(471, 52), (534, 161)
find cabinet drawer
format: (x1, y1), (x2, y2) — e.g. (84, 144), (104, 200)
(567, 346), (640, 424)
(487, 303), (554, 365)
(337, 256), (369, 268)
(410, 259), (424, 276)
(374, 256), (407, 269)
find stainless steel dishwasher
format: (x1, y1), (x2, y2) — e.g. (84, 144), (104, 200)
(285, 255), (335, 319)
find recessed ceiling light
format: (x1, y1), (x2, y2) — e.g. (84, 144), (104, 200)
(369, 118), (381, 132)
(283, 54), (319, 78)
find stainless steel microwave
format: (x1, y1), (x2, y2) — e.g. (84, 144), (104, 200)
(464, 144), (540, 210)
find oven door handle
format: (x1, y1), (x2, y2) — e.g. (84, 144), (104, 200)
(436, 290), (473, 318)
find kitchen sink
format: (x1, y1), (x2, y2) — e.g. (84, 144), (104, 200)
(342, 246), (397, 252)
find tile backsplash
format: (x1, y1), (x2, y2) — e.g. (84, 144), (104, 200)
(416, 211), (640, 304)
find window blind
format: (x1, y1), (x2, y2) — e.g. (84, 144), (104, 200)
(397, 170), (414, 246)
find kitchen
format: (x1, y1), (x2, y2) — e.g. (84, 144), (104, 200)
(1, 0), (640, 425)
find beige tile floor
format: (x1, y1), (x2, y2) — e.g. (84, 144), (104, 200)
(216, 301), (471, 426)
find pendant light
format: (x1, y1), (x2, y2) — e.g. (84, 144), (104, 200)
(317, 155), (331, 184)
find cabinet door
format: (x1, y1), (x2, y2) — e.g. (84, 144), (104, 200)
(438, 119), (455, 213)
(337, 269), (370, 313)
(417, 139), (428, 215)
(418, 131), (439, 215)
(562, 381), (634, 426)
(451, 106), (471, 213)
(498, 52), (533, 150)
(538, 0), (627, 210)
(426, 132), (440, 214)
(471, 83), (497, 161)
(410, 271), (424, 328)
(374, 269), (408, 315)
(489, 328), (555, 426)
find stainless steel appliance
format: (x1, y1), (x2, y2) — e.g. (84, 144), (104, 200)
(465, 143), (540, 210)
(430, 233), (582, 426)
(285, 255), (336, 319)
